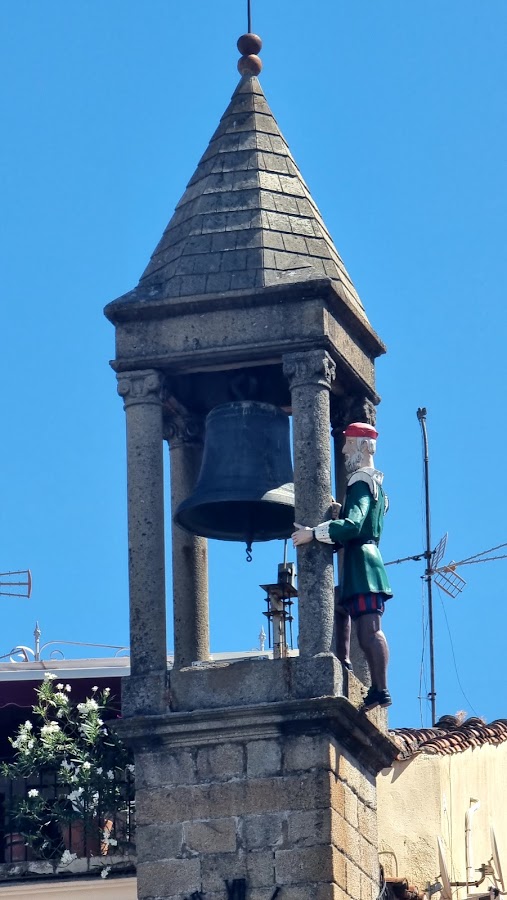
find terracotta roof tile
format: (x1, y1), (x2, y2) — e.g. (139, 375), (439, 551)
(390, 715), (507, 759)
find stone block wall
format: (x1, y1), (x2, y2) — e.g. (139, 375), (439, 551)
(131, 707), (386, 900)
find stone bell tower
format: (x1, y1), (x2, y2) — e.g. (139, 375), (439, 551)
(106, 30), (397, 900)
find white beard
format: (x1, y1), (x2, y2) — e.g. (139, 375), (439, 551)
(344, 451), (363, 474)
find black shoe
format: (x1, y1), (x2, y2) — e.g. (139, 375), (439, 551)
(362, 687), (392, 711)
(343, 661), (353, 673)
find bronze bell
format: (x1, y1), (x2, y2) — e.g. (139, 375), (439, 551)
(174, 401), (295, 544)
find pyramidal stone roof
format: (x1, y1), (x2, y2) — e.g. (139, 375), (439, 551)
(135, 74), (370, 325)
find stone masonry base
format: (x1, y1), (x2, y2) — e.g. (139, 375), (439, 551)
(120, 697), (397, 900)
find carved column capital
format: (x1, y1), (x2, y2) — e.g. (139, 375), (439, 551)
(283, 349), (336, 390)
(164, 413), (205, 449)
(330, 395), (377, 437)
(116, 369), (163, 408)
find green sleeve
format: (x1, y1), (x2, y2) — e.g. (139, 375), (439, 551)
(328, 481), (371, 544)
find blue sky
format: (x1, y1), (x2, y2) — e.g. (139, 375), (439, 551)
(1, 1), (506, 729)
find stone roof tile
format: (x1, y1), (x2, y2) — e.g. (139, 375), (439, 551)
(135, 74), (368, 323)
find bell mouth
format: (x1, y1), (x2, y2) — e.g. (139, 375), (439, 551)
(174, 484), (295, 543)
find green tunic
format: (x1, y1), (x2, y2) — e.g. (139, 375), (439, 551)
(328, 477), (393, 602)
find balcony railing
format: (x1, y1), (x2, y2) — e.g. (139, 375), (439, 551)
(0, 771), (136, 881)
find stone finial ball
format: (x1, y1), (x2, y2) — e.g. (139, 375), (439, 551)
(237, 54), (263, 76)
(237, 33), (262, 55)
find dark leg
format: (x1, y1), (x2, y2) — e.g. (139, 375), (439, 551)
(356, 613), (389, 690)
(334, 587), (352, 668)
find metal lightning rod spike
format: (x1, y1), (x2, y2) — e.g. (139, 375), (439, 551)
(247, 0), (252, 33)
(417, 407), (437, 726)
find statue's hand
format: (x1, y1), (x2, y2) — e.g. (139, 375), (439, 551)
(292, 523), (313, 547)
(329, 501), (342, 520)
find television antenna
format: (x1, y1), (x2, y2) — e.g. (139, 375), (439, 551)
(436, 834), (506, 900)
(491, 827), (505, 892)
(0, 569), (31, 598)
(437, 837), (452, 900)
(384, 408), (506, 725)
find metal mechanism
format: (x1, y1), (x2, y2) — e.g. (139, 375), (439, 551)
(0, 569), (31, 598)
(174, 402), (295, 558)
(260, 544), (297, 659)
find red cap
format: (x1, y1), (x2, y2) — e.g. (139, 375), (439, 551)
(343, 422), (378, 439)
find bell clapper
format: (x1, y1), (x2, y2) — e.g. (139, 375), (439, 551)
(246, 541), (253, 563)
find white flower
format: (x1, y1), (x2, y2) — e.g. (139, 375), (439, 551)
(68, 787), (84, 799)
(100, 866), (111, 879)
(43, 672), (57, 680)
(56, 683), (64, 690)
(41, 722), (61, 735)
(126, 764), (135, 774)
(24, 720), (33, 731)
(102, 834), (118, 847)
(103, 687), (110, 697)
(28, 789), (39, 797)
(92, 686), (98, 692)
(77, 698), (99, 713)
(107, 770), (114, 780)
(82, 761), (91, 770)
(60, 849), (77, 865)
(67, 787), (84, 810)
(96, 766), (103, 775)
(55, 692), (69, 702)
(65, 684), (71, 692)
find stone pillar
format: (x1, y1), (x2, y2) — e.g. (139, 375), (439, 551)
(117, 369), (167, 714)
(331, 395), (378, 688)
(283, 349), (336, 658)
(165, 413), (210, 669)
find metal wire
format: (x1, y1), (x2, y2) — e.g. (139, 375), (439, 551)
(435, 583), (478, 717)
(453, 541), (507, 564)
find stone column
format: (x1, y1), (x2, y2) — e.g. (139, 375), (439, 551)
(117, 369), (167, 714)
(283, 349), (336, 657)
(331, 395), (378, 687)
(165, 413), (209, 669)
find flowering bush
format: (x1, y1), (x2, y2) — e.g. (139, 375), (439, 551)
(1, 674), (134, 861)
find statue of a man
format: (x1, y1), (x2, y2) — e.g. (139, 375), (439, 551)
(291, 422), (393, 710)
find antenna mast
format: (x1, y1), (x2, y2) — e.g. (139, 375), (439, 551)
(417, 407), (436, 725)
